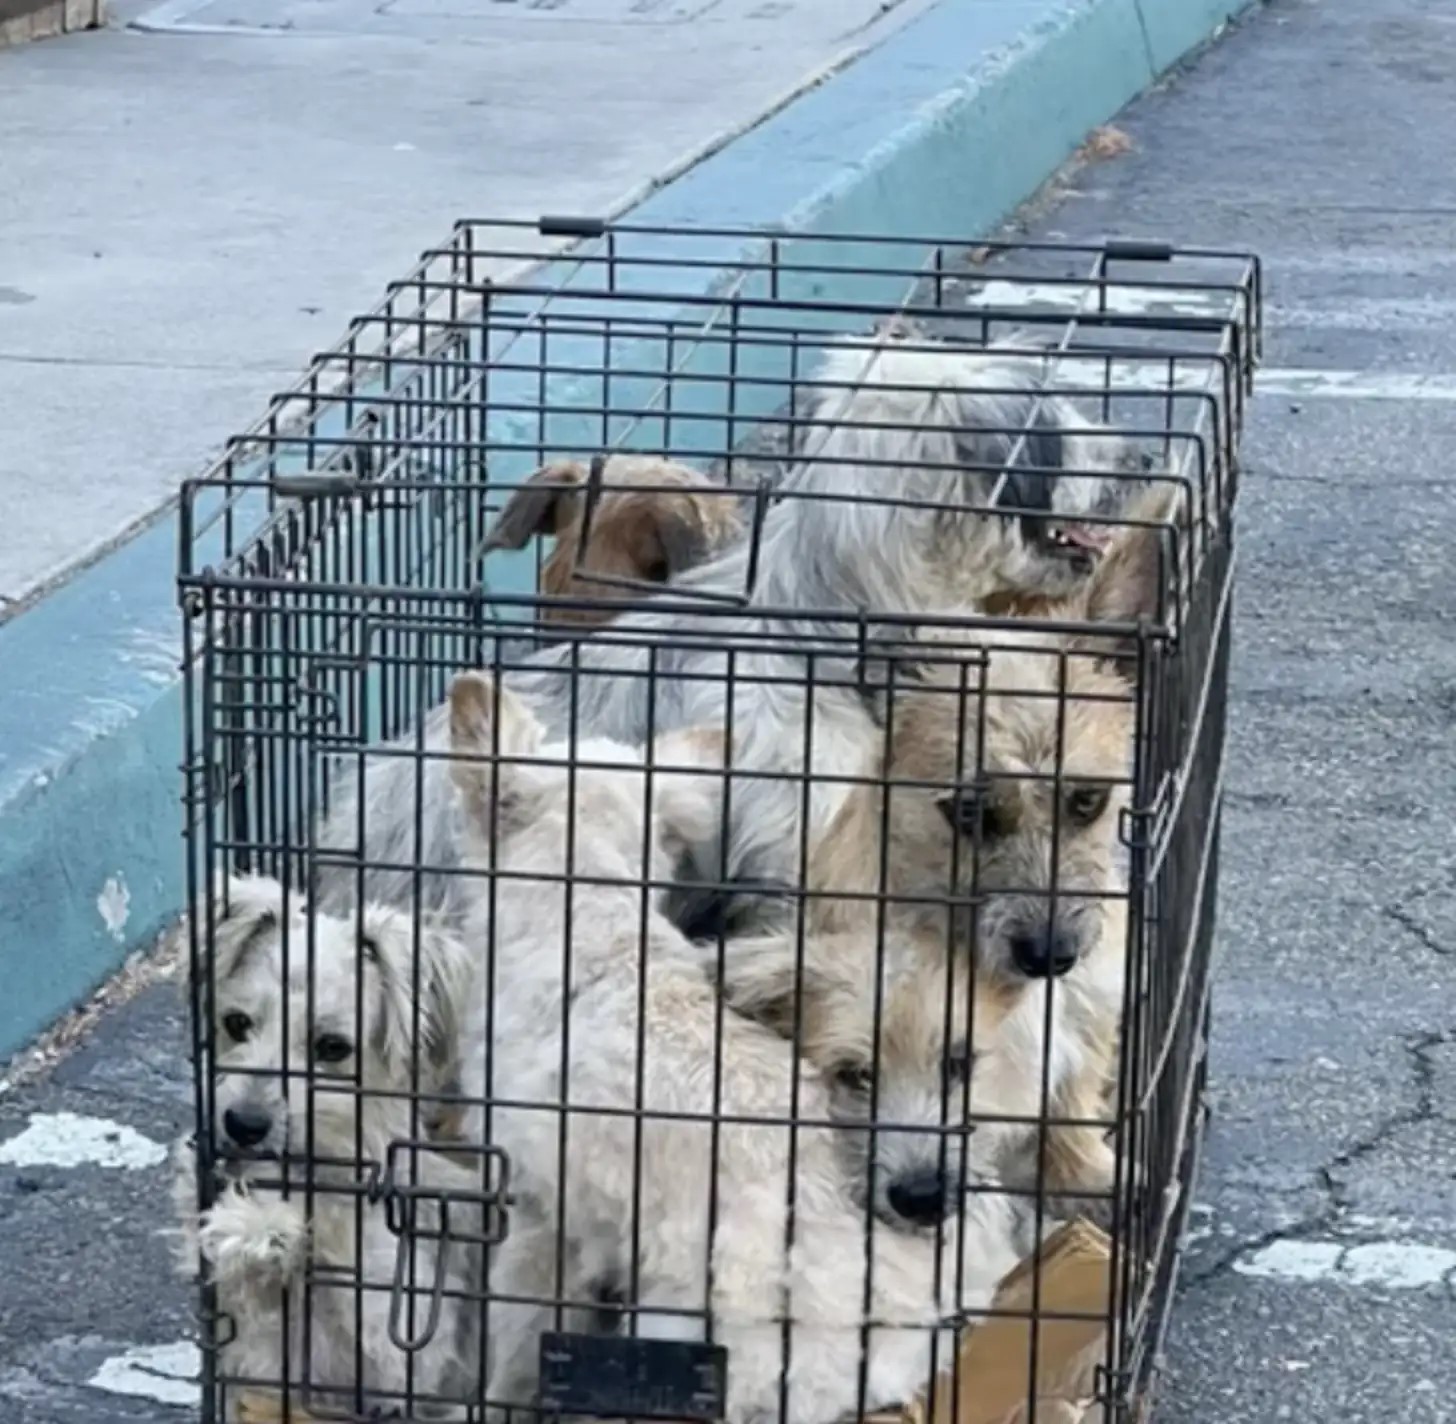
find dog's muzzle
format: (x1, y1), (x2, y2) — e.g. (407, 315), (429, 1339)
(1027, 517), (1112, 572)
(222, 1103), (275, 1150)
(1008, 923), (1080, 978)
(885, 1167), (949, 1227)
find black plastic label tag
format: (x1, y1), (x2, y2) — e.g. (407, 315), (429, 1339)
(538, 1331), (728, 1421)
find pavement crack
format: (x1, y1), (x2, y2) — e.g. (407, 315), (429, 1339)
(1181, 1209), (1333, 1289)
(1384, 904), (1454, 957)
(1319, 1029), (1442, 1203)
(1184, 1030), (1450, 1288)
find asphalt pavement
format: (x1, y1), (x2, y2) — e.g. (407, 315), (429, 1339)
(1008, 1), (1456, 1417)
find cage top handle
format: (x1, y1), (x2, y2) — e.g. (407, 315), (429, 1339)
(538, 215), (609, 239)
(1102, 239), (1175, 262)
(536, 217), (1179, 258)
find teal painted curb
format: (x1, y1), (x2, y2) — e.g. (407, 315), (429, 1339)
(0, 0), (1253, 1060)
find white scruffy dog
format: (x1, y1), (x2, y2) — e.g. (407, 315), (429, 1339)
(171, 876), (488, 1419)
(444, 671), (1023, 1424)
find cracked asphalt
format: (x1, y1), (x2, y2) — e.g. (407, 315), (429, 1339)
(1012, 0), (1456, 1417)
(2, 0), (1454, 1419)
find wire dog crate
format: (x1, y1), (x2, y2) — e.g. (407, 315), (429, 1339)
(178, 218), (1258, 1424)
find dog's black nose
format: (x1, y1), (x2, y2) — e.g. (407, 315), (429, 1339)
(223, 1104), (273, 1149)
(1009, 925), (1079, 978)
(887, 1168), (947, 1225)
(1009, 928), (1079, 977)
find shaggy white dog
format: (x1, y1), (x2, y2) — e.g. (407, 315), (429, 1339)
(444, 672), (1023, 1424)
(171, 877), (487, 1419)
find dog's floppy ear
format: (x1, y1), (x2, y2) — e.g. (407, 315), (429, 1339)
(448, 672), (544, 827)
(183, 874), (289, 1026)
(652, 726), (794, 944)
(1074, 482), (1180, 677)
(703, 933), (857, 1042)
(202, 873), (289, 987)
(606, 489), (728, 588)
(361, 907), (473, 1078)
(701, 934), (808, 1038)
(651, 499), (714, 582)
(482, 460), (587, 553)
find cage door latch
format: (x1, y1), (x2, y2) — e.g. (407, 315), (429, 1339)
(380, 1139), (512, 1352)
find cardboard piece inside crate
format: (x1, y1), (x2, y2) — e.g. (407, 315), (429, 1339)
(866, 1219), (1113, 1424)
(234, 1391), (324, 1422)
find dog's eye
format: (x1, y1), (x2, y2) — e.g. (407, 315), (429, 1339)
(313, 1034), (353, 1064)
(945, 1042), (975, 1083)
(221, 1011), (253, 1043)
(833, 1062), (873, 1095)
(937, 789), (1010, 842)
(1064, 785), (1111, 827)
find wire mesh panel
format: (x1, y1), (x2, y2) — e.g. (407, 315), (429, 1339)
(176, 218), (1257, 1424)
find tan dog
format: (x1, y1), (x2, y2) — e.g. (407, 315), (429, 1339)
(699, 927), (1060, 1237)
(796, 491), (1173, 1213)
(482, 456), (743, 625)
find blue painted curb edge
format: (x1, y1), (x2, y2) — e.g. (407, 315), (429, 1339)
(0, 0), (1253, 1060)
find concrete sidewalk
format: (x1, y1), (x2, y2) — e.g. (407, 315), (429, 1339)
(0, 0), (940, 613)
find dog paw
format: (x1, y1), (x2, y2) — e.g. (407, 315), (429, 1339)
(198, 1190), (308, 1285)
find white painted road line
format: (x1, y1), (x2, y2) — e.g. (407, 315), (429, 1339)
(1235, 1239), (1456, 1289)
(0, 1111), (168, 1170)
(1260, 369), (1456, 401)
(953, 269), (1456, 402)
(803, 345), (1456, 404)
(88, 1341), (200, 1407)
(964, 279), (1231, 319)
